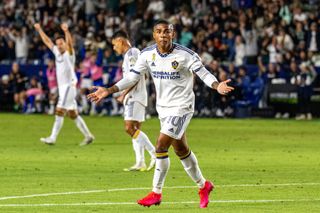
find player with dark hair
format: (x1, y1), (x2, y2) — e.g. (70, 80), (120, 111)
(111, 30), (156, 171)
(34, 23), (94, 146)
(88, 20), (234, 208)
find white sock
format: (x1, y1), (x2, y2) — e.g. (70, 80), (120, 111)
(134, 130), (156, 158)
(180, 151), (206, 188)
(152, 153), (170, 194)
(81, 95), (88, 110)
(50, 115), (64, 140)
(49, 102), (55, 112)
(132, 138), (145, 165)
(90, 102), (96, 114)
(74, 116), (92, 137)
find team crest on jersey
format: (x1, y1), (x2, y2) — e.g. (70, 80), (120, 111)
(129, 57), (136, 66)
(171, 60), (179, 69)
(151, 53), (156, 66)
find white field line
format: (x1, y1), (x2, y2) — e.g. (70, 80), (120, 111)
(0, 182), (319, 201)
(1, 198), (320, 207)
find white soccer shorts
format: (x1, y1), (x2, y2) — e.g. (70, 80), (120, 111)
(160, 112), (193, 140)
(124, 100), (145, 122)
(57, 85), (77, 110)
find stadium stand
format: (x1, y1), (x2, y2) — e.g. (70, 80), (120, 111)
(0, 0), (320, 118)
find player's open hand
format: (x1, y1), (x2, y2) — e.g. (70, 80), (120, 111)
(34, 23), (41, 31)
(217, 79), (234, 95)
(61, 23), (69, 32)
(87, 86), (109, 104)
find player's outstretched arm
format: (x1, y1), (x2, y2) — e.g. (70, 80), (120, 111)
(88, 71), (140, 103)
(213, 79), (234, 95)
(61, 23), (73, 55)
(34, 23), (54, 49)
(87, 85), (119, 104)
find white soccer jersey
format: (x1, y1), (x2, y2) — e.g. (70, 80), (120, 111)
(122, 47), (147, 106)
(51, 46), (78, 91)
(116, 43), (218, 118)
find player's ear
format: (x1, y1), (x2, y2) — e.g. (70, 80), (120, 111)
(152, 30), (156, 40)
(171, 30), (176, 39)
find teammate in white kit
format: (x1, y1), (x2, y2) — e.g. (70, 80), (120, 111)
(87, 20), (234, 208)
(111, 30), (156, 171)
(34, 23), (94, 146)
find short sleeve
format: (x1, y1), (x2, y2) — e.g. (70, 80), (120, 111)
(131, 52), (148, 75)
(51, 45), (60, 57)
(128, 49), (139, 69)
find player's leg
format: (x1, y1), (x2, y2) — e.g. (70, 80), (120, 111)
(48, 88), (58, 115)
(124, 101), (156, 171)
(137, 133), (172, 207)
(131, 101), (156, 170)
(40, 107), (66, 144)
(68, 109), (95, 146)
(172, 133), (214, 208)
(123, 120), (146, 171)
(136, 122), (156, 170)
(64, 85), (94, 145)
(172, 134), (206, 188)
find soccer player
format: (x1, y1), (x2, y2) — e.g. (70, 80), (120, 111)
(87, 20), (234, 208)
(34, 23), (94, 146)
(111, 30), (156, 171)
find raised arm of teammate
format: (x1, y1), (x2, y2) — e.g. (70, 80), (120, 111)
(34, 23), (54, 49)
(60, 23), (74, 55)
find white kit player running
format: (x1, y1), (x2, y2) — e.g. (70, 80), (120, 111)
(34, 23), (94, 146)
(88, 20), (234, 208)
(111, 30), (156, 171)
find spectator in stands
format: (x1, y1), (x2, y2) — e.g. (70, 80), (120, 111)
(0, 74), (14, 111)
(24, 76), (43, 113)
(9, 62), (27, 112)
(227, 63), (237, 81)
(306, 22), (320, 53)
(46, 59), (57, 115)
(240, 23), (258, 64)
(267, 35), (281, 64)
(89, 53), (104, 115)
(146, 0), (165, 20)
(291, 63), (317, 120)
(292, 22), (306, 46)
(215, 70), (234, 117)
(235, 66), (251, 101)
(234, 35), (245, 66)
(0, 0), (319, 117)
(8, 27), (29, 64)
(276, 27), (294, 53)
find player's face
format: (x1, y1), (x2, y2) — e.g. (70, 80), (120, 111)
(153, 24), (175, 49)
(55, 38), (66, 54)
(112, 38), (124, 55)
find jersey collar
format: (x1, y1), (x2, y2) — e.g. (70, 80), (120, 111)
(156, 43), (176, 57)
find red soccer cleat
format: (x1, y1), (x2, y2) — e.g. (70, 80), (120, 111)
(198, 181), (214, 208)
(137, 191), (162, 207)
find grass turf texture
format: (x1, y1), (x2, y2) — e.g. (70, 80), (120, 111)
(0, 113), (319, 213)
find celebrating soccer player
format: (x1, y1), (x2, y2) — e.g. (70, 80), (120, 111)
(34, 23), (94, 146)
(87, 20), (234, 208)
(111, 30), (156, 171)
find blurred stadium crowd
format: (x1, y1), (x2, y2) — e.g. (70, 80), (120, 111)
(0, 0), (320, 119)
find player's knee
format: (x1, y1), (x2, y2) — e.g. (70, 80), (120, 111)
(55, 108), (66, 116)
(67, 110), (78, 119)
(155, 143), (169, 154)
(125, 124), (136, 137)
(174, 147), (190, 158)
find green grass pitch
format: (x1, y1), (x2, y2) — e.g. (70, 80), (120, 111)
(0, 113), (319, 212)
